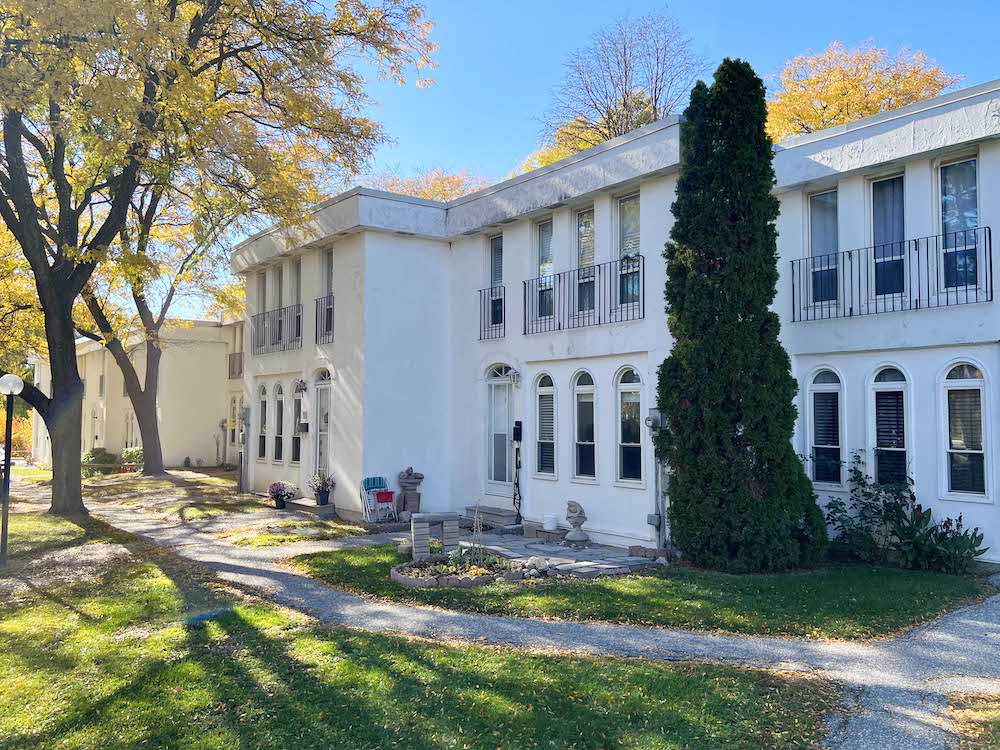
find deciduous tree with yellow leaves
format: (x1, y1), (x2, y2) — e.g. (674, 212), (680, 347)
(766, 41), (961, 141)
(0, 0), (436, 515)
(366, 166), (489, 201)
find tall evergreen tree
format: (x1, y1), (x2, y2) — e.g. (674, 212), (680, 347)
(655, 59), (827, 572)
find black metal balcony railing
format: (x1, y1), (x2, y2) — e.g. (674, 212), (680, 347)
(478, 286), (505, 340)
(791, 228), (992, 322)
(523, 255), (644, 335)
(315, 295), (334, 344)
(251, 304), (303, 355)
(228, 351), (244, 380)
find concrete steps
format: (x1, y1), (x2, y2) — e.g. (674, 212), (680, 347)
(464, 505), (519, 528)
(286, 497), (338, 518)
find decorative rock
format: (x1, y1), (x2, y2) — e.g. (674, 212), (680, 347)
(525, 555), (548, 570)
(656, 556), (669, 565)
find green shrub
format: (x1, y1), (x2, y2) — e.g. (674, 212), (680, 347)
(81, 447), (120, 477)
(655, 59), (827, 572)
(121, 446), (143, 466)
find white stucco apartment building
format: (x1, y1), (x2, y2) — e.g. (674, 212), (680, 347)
(31, 320), (245, 469)
(234, 79), (1000, 560)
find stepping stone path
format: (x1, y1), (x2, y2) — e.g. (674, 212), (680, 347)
(461, 535), (656, 578)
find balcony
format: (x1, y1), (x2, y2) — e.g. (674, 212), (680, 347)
(523, 255), (644, 335)
(228, 351), (244, 380)
(478, 286), (505, 340)
(315, 295), (334, 344)
(790, 228), (992, 322)
(250, 304), (303, 355)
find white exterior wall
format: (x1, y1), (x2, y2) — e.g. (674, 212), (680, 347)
(232, 79), (1000, 554)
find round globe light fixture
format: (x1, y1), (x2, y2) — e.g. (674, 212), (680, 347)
(0, 374), (23, 396)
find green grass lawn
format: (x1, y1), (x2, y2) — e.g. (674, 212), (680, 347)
(292, 545), (989, 640)
(220, 519), (371, 547)
(10, 465), (53, 483)
(0, 516), (841, 749)
(4, 512), (131, 561)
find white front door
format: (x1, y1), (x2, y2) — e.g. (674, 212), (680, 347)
(315, 384), (331, 476)
(486, 376), (513, 496)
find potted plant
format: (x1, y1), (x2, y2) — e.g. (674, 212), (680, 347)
(309, 473), (335, 506)
(268, 481), (295, 510)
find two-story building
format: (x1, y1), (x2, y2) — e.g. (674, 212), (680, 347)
(31, 319), (245, 469)
(233, 78), (1000, 560)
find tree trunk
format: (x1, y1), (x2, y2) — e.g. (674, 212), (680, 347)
(134, 341), (164, 475)
(44, 310), (87, 516)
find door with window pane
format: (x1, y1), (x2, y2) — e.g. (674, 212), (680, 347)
(315, 385), (331, 477)
(487, 377), (513, 494)
(810, 191), (839, 304)
(873, 177), (905, 297)
(941, 160), (978, 290)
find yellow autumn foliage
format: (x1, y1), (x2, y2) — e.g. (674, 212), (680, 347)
(766, 41), (961, 142)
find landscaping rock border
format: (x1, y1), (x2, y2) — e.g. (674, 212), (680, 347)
(390, 557), (524, 589)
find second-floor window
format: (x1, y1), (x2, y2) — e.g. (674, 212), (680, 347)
(941, 158), (978, 289)
(809, 190), (839, 303)
(618, 196), (640, 305)
(577, 208), (595, 313)
(537, 221), (554, 318)
(489, 235), (503, 327)
(872, 176), (905, 296)
(257, 271), (266, 311)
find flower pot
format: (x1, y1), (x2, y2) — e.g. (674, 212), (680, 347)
(316, 489), (330, 506)
(274, 497), (286, 510)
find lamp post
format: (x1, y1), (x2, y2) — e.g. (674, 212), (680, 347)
(0, 373), (24, 569)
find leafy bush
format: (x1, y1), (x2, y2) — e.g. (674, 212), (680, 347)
(828, 453), (988, 574)
(81, 448), (120, 477)
(268, 482), (296, 502)
(121, 446), (143, 466)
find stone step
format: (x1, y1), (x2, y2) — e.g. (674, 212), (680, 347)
(286, 497), (339, 518)
(464, 505), (519, 528)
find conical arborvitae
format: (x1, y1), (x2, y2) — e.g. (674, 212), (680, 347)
(655, 59), (828, 572)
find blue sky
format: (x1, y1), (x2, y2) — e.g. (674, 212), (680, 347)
(363, 0), (1000, 181)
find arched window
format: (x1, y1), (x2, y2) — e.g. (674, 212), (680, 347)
(809, 369), (842, 484)
(574, 372), (596, 479)
(273, 384), (285, 462)
(315, 368), (331, 383)
(616, 368), (642, 482)
(229, 398), (238, 446)
(535, 374), (555, 476)
(257, 385), (268, 460)
(872, 368), (907, 485)
(944, 363), (986, 495)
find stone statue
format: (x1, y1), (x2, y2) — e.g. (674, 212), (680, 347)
(564, 501), (590, 544)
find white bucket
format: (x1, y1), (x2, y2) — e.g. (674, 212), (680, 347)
(542, 513), (559, 531)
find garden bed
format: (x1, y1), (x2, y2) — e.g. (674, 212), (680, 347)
(390, 553), (524, 588)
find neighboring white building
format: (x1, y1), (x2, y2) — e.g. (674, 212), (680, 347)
(31, 319), (244, 469)
(233, 79), (1000, 560)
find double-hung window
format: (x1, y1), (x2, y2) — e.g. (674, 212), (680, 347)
(536, 375), (555, 476)
(273, 385), (284, 462)
(291, 383), (305, 464)
(291, 258), (302, 340)
(872, 176), (905, 296)
(257, 386), (267, 460)
(810, 191), (839, 303)
(873, 368), (907, 485)
(617, 368), (642, 482)
(810, 370), (842, 483)
(537, 221), (554, 318)
(489, 235), (504, 326)
(574, 372), (596, 479)
(576, 209), (596, 315)
(945, 364), (986, 495)
(618, 196), (640, 305)
(941, 159), (978, 289)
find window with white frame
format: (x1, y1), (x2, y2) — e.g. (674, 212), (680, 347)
(489, 235), (504, 326)
(537, 221), (554, 318)
(577, 209), (596, 314)
(486, 364), (513, 488)
(810, 190), (839, 304)
(617, 368), (642, 482)
(618, 195), (640, 305)
(873, 368), (907, 485)
(238, 397), (244, 446)
(257, 385), (267, 460)
(872, 176), (905, 296)
(273, 384), (284, 462)
(810, 370), (842, 483)
(941, 159), (978, 289)
(98, 373), (105, 399)
(257, 271), (266, 311)
(945, 363), (986, 495)
(229, 398), (237, 445)
(536, 375), (555, 475)
(291, 381), (306, 464)
(574, 372), (596, 479)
